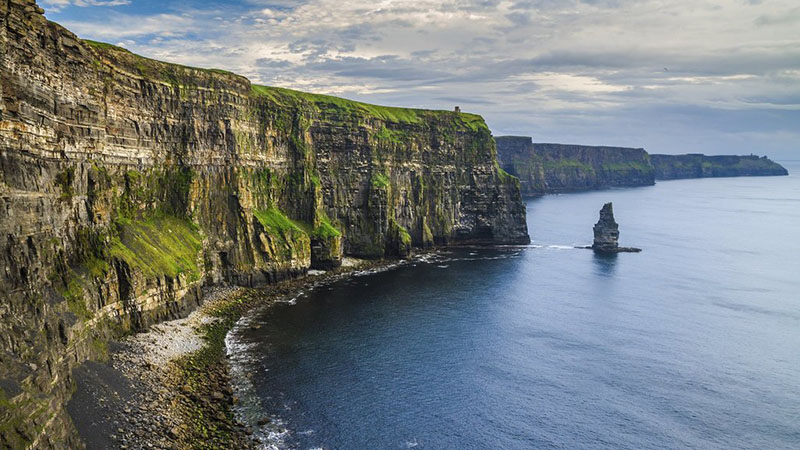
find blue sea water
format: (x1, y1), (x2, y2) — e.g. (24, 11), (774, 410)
(228, 163), (800, 450)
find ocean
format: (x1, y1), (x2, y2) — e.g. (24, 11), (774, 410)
(227, 162), (800, 449)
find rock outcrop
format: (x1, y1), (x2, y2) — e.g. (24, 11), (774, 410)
(495, 136), (655, 195)
(650, 154), (788, 180)
(0, 1), (528, 447)
(590, 203), (640, 253)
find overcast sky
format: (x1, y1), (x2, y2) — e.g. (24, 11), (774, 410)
(43, 0), (799, 158)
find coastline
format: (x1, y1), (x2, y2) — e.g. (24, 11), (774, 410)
(67, 257), (399, 450)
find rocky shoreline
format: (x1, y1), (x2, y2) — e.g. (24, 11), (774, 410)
(68, 258), (396, 450)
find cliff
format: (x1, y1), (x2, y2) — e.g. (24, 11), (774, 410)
(496, 136), (789, 196)
(0, 1), (528, 448)
(650, 154), (788, 180)
(495, 136), (655, 196)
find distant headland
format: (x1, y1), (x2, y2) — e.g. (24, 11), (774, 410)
(495, 136), (788, 196)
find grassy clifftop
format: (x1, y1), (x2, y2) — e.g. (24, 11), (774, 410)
(84, 39), (488, 133)
(650, 154), (788, 179)
(251, 85), (488, 132)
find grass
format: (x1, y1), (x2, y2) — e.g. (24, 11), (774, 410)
(371, 173), (390, 189)
(110, 215), (203, 281)
(312, 214), (341, 240)
(252, 85), (425, 124)
(601, 161), (653, 172)
(398, 224), (412, 246)
(253, 207), (311, 259)
(253, 207), (305, 235)
(495, 161), (516, 181)
(455, 112), (491, 133)
(61, 277), (93, 320)
(543, 159), (594, 171)
(83, 39), (491, 133)
(252, 84), (490, 132)
(83, 39), (238, 80)
(374, 126), (408, 144)
(82, 39), (131, 53)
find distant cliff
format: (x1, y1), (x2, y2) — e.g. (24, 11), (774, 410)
(650, 154), (788, 180)
(496, 136), (788, 196)
(495, 136), (654, 195)
(0, 1), (528, 447)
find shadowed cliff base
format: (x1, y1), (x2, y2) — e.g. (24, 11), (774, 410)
(496, 136), (788, 196)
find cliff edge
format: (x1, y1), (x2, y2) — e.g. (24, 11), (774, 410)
(0, 1), (528, 448)
(495, 136), (655, 195)
(650, 154), (788, 180)
(496, 136), (788, 196)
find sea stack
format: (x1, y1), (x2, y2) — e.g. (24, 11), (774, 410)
(592, 203), (641, 253)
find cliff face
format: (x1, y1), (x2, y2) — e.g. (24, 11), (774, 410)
(650, 154), (788, 180)
(495, 136), (655, 196)
(496, 136), (789, 195)
(0, 1), (528, 447)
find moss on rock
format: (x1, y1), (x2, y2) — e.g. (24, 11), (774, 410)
(110, 215), (203, 282)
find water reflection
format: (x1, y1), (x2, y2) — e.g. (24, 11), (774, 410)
(592, 251), (618, 276)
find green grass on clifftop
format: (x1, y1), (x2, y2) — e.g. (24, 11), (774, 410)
(82, 39), (489, 132)
(252, 85), (424, 124)
(251, 84), (488, 131)
(83, 39), (238, 79)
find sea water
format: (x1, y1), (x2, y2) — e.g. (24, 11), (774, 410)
(228, 162), (800, 449)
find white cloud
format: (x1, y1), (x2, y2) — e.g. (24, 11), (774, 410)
(42, 0), (130, 13)
(47, 0), (800, 157)
(62, 14), (195, 39)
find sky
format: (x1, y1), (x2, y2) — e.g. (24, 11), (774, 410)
(42, 0), (800, 158)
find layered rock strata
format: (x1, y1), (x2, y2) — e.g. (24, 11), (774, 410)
(0, 1), (529, 447)
(496, 136), (788, 196)
(590, 203), (640, 253)
(495, 136), (655, 195)
(650, 154), (788, 180)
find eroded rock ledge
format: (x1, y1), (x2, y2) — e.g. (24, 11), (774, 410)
(590, 203), (640, 254)
(0, 1), (528, 447)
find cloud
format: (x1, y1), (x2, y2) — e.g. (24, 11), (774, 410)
(755, 7), (800, 26)
(61, 13), (195, 39)
(45, 0), (800, 158)
(42, 0), (130, 13)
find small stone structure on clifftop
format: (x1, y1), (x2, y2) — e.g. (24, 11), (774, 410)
(590, 202), (641, 253)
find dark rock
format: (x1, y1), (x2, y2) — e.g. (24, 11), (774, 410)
(650, 153), (788, 180)
(593, 203), (620, 251)
(495, 136), (654, 195)
(0, 0), (529, 446)
(496, 136), (789, 196)
(591, 203), (641, 253)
